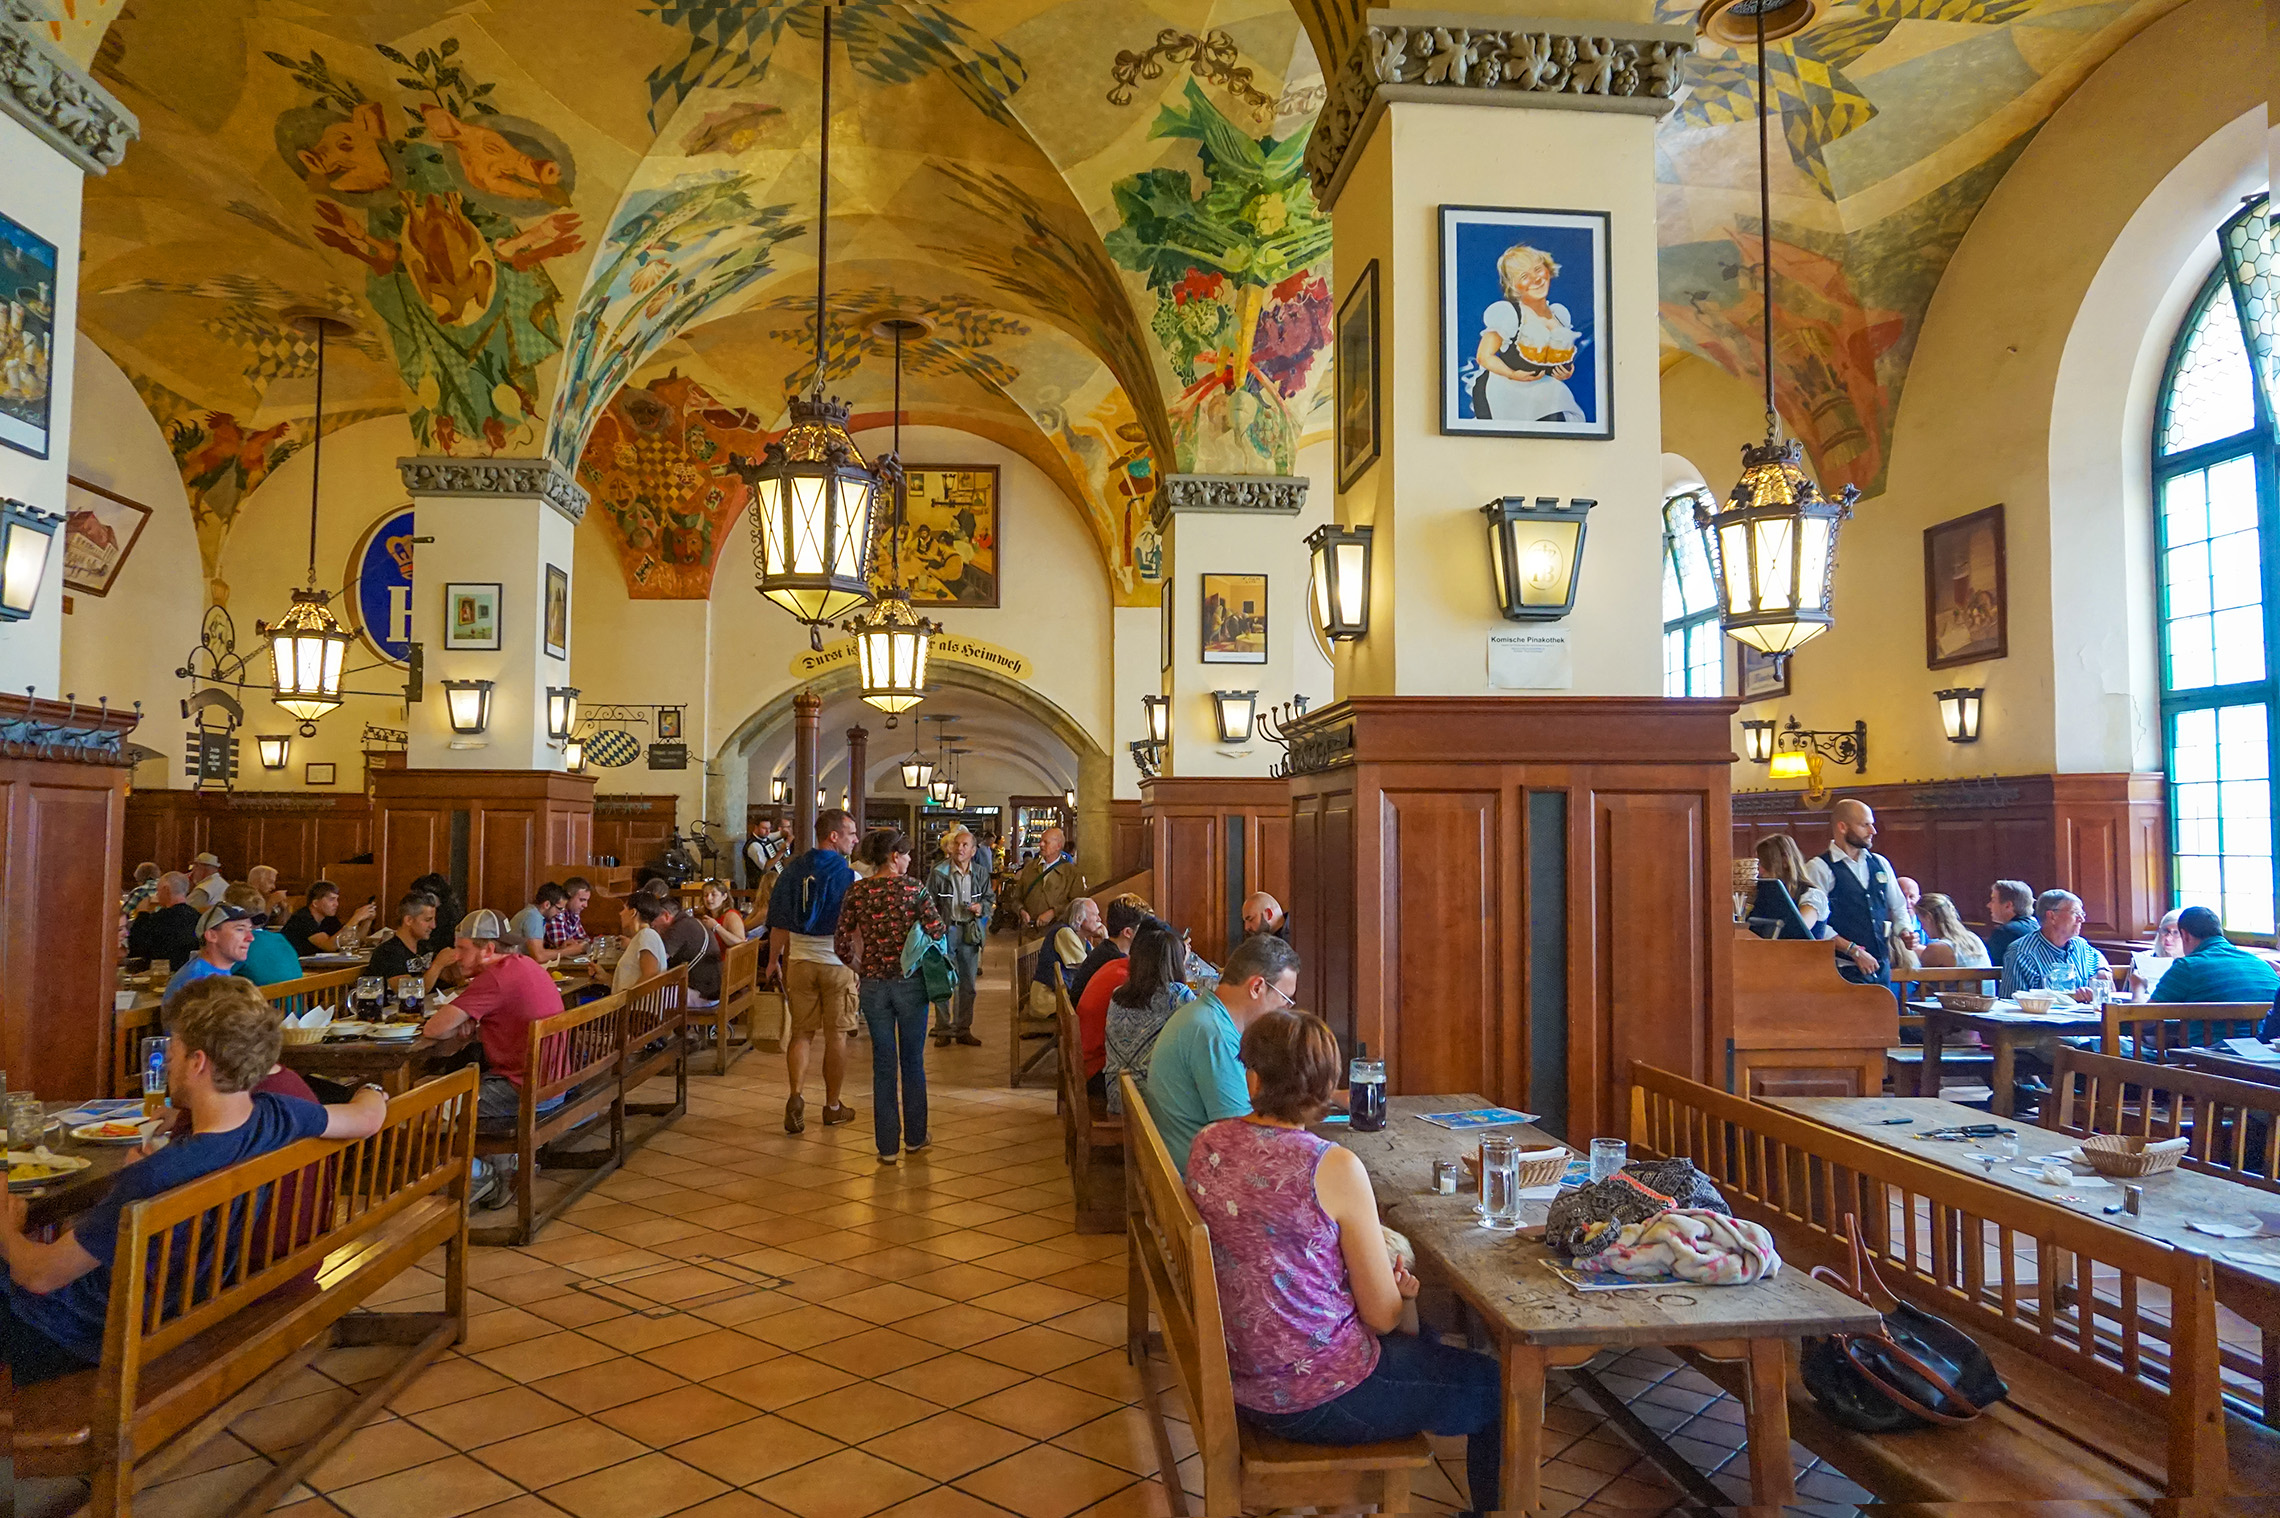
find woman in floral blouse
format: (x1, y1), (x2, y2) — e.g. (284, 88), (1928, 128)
(835, 829), (947, 1164)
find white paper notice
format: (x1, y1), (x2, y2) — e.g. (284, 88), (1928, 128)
(1487, 629), (1573, 689)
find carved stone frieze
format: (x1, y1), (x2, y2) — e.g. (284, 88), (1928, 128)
(1305, 14), (1694, 203)
(0, 1), (138, 173)
(398, 456), (589, 524)
(1151, 473), (1309, 529)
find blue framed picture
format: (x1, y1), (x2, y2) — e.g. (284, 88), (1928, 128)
(0, 210), (59, 459)
(1439, 205), (1612, 440)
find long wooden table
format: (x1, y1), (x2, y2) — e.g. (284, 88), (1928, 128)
(2173, 1045), (2280, 1087)
(1314, 1095), (1881, 1512)
(1919, 1000), (2102, 1116)
(17, 1102), (143, 1231)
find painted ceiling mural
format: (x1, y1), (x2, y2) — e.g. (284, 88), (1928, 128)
(55, 0), (2192, 592)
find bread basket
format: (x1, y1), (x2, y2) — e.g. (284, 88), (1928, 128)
(2011, 989), (2064, 1014)
(278, 1025), (326, 1047)
(1936, 991), (1997, 1013)
(2078, 1134), (2187, 1178)
(1459, 1148), (1572, 1190)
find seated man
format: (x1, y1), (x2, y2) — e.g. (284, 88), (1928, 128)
(185, 852), (230, 911)
(282, 881), (376, 958)
(2149, 905), (2279, 1004)
(2, 977), (388, 1384)
(1027, 896), (1104, 1022)
(1984, 879), (2037, 964)
(165, 900), (261, 1000)
(546, 877), (594, 953)
(366, 892), (441, 987)
(224, 885), (304, 987)
(510, 883), (569, 965)
(1144, 934), (1301, 1178)
(2000, 888), (2105, 1000)
(1240, 891), (1291, 943)
(127, 871), (201, 969)
(650, 889), (721, 1004)
(418, 910), (567, 1206)
(120, 861), (160, 919)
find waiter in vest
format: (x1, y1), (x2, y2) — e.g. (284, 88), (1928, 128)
(1802, 798), (1913, 988)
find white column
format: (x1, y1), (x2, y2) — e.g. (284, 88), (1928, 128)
(398, 458), (587, 770)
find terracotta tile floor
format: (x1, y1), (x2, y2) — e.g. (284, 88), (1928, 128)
(26, 947), (1872, 1517)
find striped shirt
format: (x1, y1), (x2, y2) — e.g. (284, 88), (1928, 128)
(2000, 929), (2103, 997)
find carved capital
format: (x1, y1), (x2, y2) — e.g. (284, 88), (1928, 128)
(1151, 473), (1310, 529)
(0, 1), (137, 174)
(1306, 11), (1694, 205)
(397, 456), (589, 524)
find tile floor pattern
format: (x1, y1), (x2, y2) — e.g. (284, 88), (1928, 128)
(50, 954), (1874, 1518)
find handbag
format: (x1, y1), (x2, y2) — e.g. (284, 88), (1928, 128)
(960, 918), (985, 948)
(1800, 1213), (2007, 1431)
(902, 920), (959, 1002)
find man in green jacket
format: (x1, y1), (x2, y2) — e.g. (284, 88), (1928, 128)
(2149, 906), (2280, 1003)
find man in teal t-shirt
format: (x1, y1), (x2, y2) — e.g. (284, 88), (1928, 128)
(1143, 933), (1301, 1176)
(164, 902), (259, 1002)
(2150, 905), (2280, 1004)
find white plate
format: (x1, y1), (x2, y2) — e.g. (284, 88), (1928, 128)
(8, 1149), (93, 1188)
(368, 1025), (419, 1041)
(69, 1119), (158, 1145)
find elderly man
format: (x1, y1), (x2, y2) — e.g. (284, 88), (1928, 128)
(185, 852), (229, 911)
(1010, 825), (1084, 929)
(127, 872), (202, 969)
(1803, 799), (1913, 987)
(1028, 896), (1105, 1021)
(2149, 905), (2278, 1004)
(2000, 889), (2105, 999)
(1241, 892), (1291, 942)
(163, 901), (261, 1001)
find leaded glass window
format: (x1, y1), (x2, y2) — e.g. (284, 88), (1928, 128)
(1663, 487), (1722, 696)
(2159, 196), (2278, 935)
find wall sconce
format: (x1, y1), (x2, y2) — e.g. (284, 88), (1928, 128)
(1936, 687), (1983, 743)
(1305, 523), (1372, 641)
(1063, 787), (1077, 809)
(564, 737), (586, 773)
(1142, 693), (1169, 748)
(1767, 717), (1867, 805)
(771, 773), (788, 804)
(1741, 718), (1776, 764)
(1482, 496), (1593, 621)
(1211, 689), (1259, 744)
(256, 734), (291, 771)
(0, 497), (62, 622)
(816, 785), (827, 808)
(545, 685), (580, 743)
(440, 678), (493, 740)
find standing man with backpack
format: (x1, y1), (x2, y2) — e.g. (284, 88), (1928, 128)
(768, 809), (862, 1134)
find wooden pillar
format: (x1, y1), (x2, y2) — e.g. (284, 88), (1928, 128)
(792, 689), (821, 850)
(847, 725), (869, 830)
(1139, 776), (1292, 968)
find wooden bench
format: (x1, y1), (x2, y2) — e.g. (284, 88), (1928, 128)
(1119, 1073), (1432, 1514)
(2100, 1001), (2269, 1061)
(1009, 928), (1058, 1087)
(259, 966), (363, 1022)
(696, 935), (761, 1075)
(620, 963), (690, 1122)
(1054, 983), (1121, 1234)
(14, 1067), (477, 1516)
(1632, 1063), (2277, 1502)
(1884, 1045), (1994, 1098)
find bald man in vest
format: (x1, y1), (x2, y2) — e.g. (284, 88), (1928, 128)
(1803, 799), (1913, 989)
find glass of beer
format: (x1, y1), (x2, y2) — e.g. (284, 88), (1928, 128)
(140, 1035), (170, 1119)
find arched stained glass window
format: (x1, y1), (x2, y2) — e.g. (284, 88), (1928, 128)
(1663, 487), (1722, 695)
(2159, 195), (2278, 934)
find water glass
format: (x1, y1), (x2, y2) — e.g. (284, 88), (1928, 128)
(6, 1092), (42, 1149)
(1480, 1136), (1522, 1230)
(1590, 1138), (1629, 1183)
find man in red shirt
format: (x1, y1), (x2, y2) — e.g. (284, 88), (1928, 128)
(420, 909), (565, 1204)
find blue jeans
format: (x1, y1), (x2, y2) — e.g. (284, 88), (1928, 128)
(860, 973), (930, 1157)
(1242, 1332), (1503, 1513)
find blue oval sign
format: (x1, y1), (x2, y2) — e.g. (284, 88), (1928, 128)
(345, 507), (415, 666)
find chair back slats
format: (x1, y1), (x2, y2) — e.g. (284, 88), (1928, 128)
(2100, 1002), (2268, 1060)
(526, 990), (628, 1105)
(261, 967), (363, 1022)
(1629, 1065), (2227, 1496)
(623, 964), (690, 1057)
(103, 1067), (477, 1376)
(721, 937), (759, 1018)
(2050, 1046), (2280, 1192)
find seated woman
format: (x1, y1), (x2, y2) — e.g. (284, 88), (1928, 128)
(1914, 892), (1991, 968)
(1102, 920), (1187, 1114)
(1752, 835), (1828, 939)
(694, 880), (747, 956)
(1187, 1010), (1503, 1512)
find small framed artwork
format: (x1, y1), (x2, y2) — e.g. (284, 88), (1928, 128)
(1924, 504), (2007, 669)
(890, 467), (999, 607)
(657, 705), (683, 741)
(1439, 205), (1613, 440)
(1200, 572), (1267, 665)
(305, 761), (337, 786)
(443, 583), (501, 650)
(544, 563), (570, 660)
(1739, 645), (1789, 702)
(62, 476), (154, 596)
(1336, 259), (1381, 491)
(0, 209), (59, 459)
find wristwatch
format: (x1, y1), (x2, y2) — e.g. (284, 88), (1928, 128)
(357, 1082), (389, 1101)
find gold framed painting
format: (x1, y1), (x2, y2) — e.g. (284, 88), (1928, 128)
(884, 465), (999, 608)
(1200, 572), (1268, 664)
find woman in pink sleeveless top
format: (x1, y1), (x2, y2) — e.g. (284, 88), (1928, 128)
(1186, 1010), (1503, 1513)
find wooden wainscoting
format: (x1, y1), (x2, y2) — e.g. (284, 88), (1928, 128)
(373, 769), (596, 917)
(1140, 776), (1290, 967)
(1109, 799), (1149, 881)
(123, 789), (374, 894)
(1732, 773), (2167, 939)
(592, 793), (678, 875)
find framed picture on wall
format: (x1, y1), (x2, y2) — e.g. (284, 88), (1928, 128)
(888, 466), (999, 607)
(1200, 572), (1267, 664)
(1924, 504), (2007, 669)
(305, 762), (337, 786)
(443, 583), (501, 650)
(0, 210), (59, 459)
(1439, 205), (1613, 440)
(657, 705), (683, 741)
(544, 564), (570, 659)
(62, 476), (154, 597)
(1739, 645), (1789, 701)
(1336, 259), (1381, 490)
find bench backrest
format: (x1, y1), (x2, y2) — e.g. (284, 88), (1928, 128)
(522, 986), (630, 1111)
(720, 936), (759, 1018)
(1630, 1065), (2227, 1496)
(622, 963), (689, 1050)
(2049, 1046), (2280, 1192)
(261, 966), (363, 1022)
(2101, 1002), (2267, 1059)
(97, 1067), (476, 1420)
(1120, 1072), (1242, 1501)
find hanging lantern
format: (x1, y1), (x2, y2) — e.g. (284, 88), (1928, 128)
(1695, 441), (1854, 655)
(1063, 787), (1077, 809)
(256, 734), (291, 771)
(901, 752), (931, 789)
(928, 773), (953, 805)
(848, 589), (938, 716)
(1305, 523), (1372, 642)
(266, 588), (352, 731)
(0, 497), (61, 621)
(1482, 497), (1593, 621)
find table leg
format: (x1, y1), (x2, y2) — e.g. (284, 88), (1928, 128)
(1920, 1012), (1948, 1101)
(1500, 1339), (1544, 1516)
(1742, 1338), (1797, 1508)
(1989, 1032), (2016, 1119)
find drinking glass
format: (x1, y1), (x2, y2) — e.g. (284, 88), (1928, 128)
(353, 976), (386, 1018)
(1480, 1136), (1522, 1230)
(6, 1092), (42, 1149)
(394, 977), (424, 1018)
(1590, 1138), (1629, 1183)
(140, 1034), (171, 1118)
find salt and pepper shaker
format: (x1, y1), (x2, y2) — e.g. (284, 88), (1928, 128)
(1432, 1160), (1459, 1195)
(2124, 1184), (2143, 1217)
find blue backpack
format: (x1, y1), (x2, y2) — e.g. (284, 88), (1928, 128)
(773, 851), (853, 935)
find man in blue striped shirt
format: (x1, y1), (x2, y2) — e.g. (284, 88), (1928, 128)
(1999, 889), (2104, 999)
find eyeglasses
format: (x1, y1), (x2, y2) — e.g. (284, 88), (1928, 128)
(1263, 979), (1296, 1010)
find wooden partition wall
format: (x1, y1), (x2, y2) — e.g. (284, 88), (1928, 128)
(1108, 800), (1149, 882)
(1285, 697), (1739, 1144)
(372, 769), (596, 918)
(1140, 776), (1290, 966)
(591, 793), (678, 872)
(122, 789), (374, 893)
(0, 695), (140, 1098)
(1733, 772), (2167, 939)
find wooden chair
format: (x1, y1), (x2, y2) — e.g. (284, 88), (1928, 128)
(2100, 1001), (2268, 1061)
(14, 1068), (477, 1517)
(1120, 1074), (1432, 1515)
(703, 936), (761, 1075)
(1054, 985), (1122, 1234)
(473, 988), (631, 1246)
(259, 966), (363, 1022)
(111, 998), (159, 1098)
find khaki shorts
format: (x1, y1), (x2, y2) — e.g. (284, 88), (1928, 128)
(784, 958), (860, 1038)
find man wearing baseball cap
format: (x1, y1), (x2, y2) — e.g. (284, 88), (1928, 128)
(418, 909), (567, 1207)
(185, 852), (230, 911)
(163, 900), (262, 1002)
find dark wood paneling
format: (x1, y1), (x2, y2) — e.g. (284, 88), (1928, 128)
(1383, 790), (1498, 1097)
(1158, 813), (1223, 959)
(1289, 786), (1356, 1052)
(1141, 776), (1291, 966)
(1587, 792), (1714, 1141)
(121, 791), (375, 894)
(592, 794), (676, 873)
(1109, 800), (1148, 880)
(373, 770), (596, 917)
(480, 811), (537, 918)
